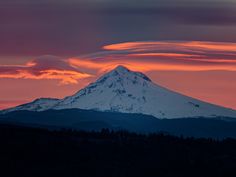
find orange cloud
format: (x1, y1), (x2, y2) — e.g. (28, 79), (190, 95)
(103, 41), (167, 51)
(103, 41), (236, 53)
(2, 41), (236, 85)
(0, 55), (92, 84)
(69, 58), (236, 73)
(69, 41), (236, 73)
(127, 53), (202, 58)
(180, 41), (236, 52)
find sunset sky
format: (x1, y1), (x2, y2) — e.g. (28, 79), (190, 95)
(0, 0), (236, 110)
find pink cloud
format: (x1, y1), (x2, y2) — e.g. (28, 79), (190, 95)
(1, 41), (236, 86)
(0, 55), (92, 84)
(69, 41), (236, 73)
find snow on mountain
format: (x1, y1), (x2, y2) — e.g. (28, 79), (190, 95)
(1, 98), (59, 114)
(2, 65), (236, 119)
(53, 66), (236, 118)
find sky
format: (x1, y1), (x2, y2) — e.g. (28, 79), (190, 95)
(0, 0), (236, 110)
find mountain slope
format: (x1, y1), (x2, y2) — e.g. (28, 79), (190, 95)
(2, 66), (236, 119)
(1, 98), (59, 114)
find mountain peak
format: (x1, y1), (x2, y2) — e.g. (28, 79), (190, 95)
(104, 65), (152, 83)
(113, 65), (130, 73)
(108, 65), (131, 77)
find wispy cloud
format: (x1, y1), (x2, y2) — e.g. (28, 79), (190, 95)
(70, 41), (236, 73)
(0, 55), (92, 84)
(1, 41), (236, 84)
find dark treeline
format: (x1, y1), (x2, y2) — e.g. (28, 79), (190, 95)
(1, 124), (236, 177)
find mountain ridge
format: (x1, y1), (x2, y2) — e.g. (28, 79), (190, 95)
(2, 108), (236, 139)
(2, 65), (236, 119)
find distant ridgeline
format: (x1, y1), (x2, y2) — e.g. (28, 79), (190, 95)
(1, 109), (236, 139)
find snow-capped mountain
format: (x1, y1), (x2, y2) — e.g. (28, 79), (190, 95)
(2, 66), (236, 119)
